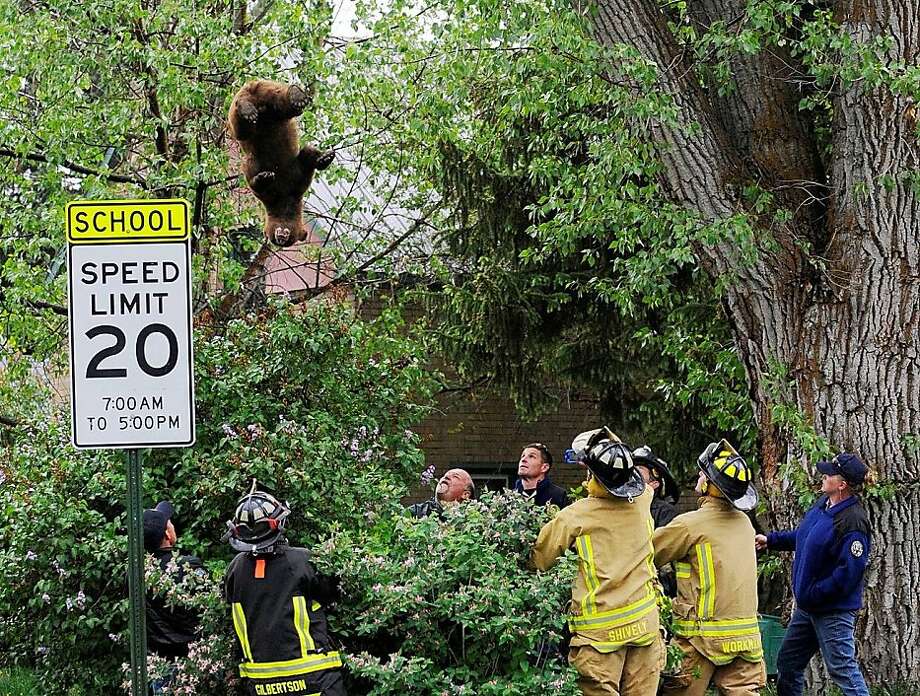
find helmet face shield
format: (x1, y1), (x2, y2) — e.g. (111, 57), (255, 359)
(570, 428), (601, 461)
(570, 427), (620, 463)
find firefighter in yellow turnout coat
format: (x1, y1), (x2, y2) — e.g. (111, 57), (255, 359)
(653, 440), (766, 696)
(533, 428), (662, 696)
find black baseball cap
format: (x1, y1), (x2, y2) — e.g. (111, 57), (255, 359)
(142, 501), (174, 552)
(817, 453), (868, 485)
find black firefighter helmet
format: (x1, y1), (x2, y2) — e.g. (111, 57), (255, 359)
(697, 439), (758, 511)
(632, 445), (680, 505)
(571, 426), (645, 499)
(224, 480), (291, 553)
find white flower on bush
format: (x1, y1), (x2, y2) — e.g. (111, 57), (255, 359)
(277, 416), (305, 435)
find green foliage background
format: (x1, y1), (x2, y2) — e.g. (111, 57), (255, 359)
(0, 303), (439, 694)
(3, 0), (917, 690)
(316, 493), (580, 695)
(0, 0), (760, 476)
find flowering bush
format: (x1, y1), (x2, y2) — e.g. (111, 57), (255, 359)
(314, 491), (582, 695)
(130, 554), (240, 695)
(0, 301), (437, 694)
(0, 421), (126, 694)
(122, 492), (580, 695)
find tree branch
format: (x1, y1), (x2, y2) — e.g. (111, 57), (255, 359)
(26, 299), (68, 316)
(209, 244), (274, 321)
(250, 0), (278, 26)
(0, 148), (147, 188)
(587, 1), (813, 281)
(437, 375), (490, 396)
(290, 207), (439, 303)
(685, 0), (827, 238)
(131, 20), (170, 160)
(206, 203), (438, 322)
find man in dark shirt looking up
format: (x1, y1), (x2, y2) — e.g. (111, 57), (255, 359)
(514, 442), (569, 508)
(755, 453), (872, 696)
(143, 500), (205, 694)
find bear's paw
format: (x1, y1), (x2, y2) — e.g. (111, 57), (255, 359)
(251, 170), (276, 185)
(316, 149), (335, 170)
(237, 99), (259, 125)
(288, 84), (309, 116)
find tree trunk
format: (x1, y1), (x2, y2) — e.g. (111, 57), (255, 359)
(798, 1), (920, 680)
(588, 0), (920, 684)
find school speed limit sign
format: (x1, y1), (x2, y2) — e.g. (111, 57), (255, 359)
(66, 199), (196, 449)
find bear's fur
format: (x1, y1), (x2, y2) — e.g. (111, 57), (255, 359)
(228, 79), (334, 247)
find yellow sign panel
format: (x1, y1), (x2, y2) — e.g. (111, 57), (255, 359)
(66, 199), (190, 243)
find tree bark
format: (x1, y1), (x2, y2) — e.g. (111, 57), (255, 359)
(589, 0), (920, 683)
(803, 0), (920, 681)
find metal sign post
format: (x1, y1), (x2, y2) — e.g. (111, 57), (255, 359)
(65, 199), (196, 696)
(125, 449), (146, 695)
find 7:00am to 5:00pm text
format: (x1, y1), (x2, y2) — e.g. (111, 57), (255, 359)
(85, 395), (180, 432)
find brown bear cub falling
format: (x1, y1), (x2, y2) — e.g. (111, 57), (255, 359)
(228, 79), (334, 247)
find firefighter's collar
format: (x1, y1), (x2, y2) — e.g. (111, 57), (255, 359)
(698, 494), (734, 510)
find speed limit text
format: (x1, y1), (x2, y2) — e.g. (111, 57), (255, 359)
(80, 260), (180, 316)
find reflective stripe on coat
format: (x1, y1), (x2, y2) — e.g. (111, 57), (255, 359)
(532, 480), (660, 652)
(653, 496), (763, 665)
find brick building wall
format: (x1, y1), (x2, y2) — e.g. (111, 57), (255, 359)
(351, 292), (608, 504)
(405, 389), (603, 504)
(351, 292), (706, 506)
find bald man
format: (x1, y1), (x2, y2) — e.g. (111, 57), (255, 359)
(408, 468), (476, 518)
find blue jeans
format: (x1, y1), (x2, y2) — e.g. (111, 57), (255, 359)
(149, 661), (177, 695)
(776, 607), (869, 696)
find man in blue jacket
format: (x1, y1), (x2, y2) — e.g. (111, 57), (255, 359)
(755, 453), (872, 696)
